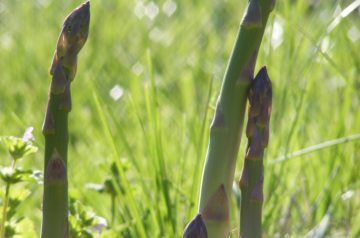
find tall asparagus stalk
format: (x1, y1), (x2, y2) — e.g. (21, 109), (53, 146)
(184, 0), (275, 237)
(41, 2), (90, 238)
(239, 67), (272, 238)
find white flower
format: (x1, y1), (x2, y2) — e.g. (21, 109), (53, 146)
(22, 127), (35, 141)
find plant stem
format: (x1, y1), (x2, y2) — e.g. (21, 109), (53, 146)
(239, 67), (272, 238)
(41, 2), (90, 238)
(0, 184), (10, 238)
(0, 159), (17, 238)
(111, 195), (115, 226)
(183, 0), (275, 237)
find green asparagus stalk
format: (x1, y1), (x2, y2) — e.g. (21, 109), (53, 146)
(184, 1), (275, 237)
(41, 2), (90, 238)
(239, 66), (272, 238)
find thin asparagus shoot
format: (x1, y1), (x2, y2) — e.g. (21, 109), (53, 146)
(239, 67), (272, 238)
(41, 2), (90, 238)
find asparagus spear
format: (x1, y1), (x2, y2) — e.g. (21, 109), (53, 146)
(41, 2), (90, 237)
(184, 0), (275, 237)
(239, 66), (272, 238)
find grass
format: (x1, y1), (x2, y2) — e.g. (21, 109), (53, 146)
(0, 0), (360, 237)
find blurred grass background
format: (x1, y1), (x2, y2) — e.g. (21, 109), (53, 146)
(0, 0), (360, 237)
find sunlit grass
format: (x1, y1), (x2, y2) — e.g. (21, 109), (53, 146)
(0, 0), (359, 237)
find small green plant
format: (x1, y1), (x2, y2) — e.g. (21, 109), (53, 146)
(86, 162), (125, 226)
(0, 128), (39, 238)
(69, 197), (108, 238)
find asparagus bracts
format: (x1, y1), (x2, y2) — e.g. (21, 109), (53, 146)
(41, 2), (90, 238)
(239, 67), (272, 238)
(183, 214), (208, 238)
(184, 0), (275, 237)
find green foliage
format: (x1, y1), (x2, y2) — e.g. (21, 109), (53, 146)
(5, 196), (29, 238)
(0, 167), (32, 185)
(0, 0), (359, 237)
(0, 136), (37, 161)
(0, 129), (39, 238)
(69, 198), (108, 238)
